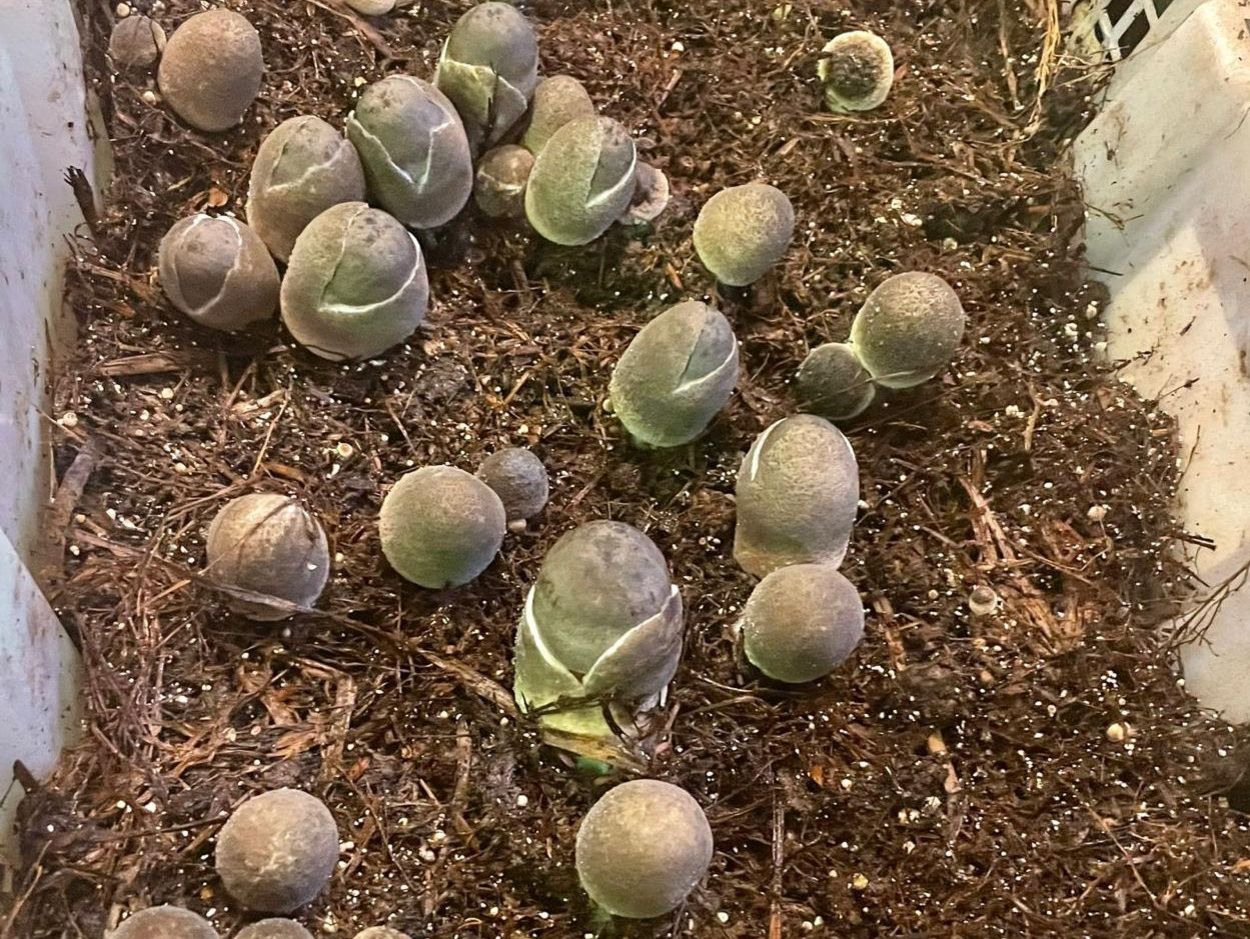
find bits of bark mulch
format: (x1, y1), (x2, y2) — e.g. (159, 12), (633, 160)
(9, 1), (1250, 937)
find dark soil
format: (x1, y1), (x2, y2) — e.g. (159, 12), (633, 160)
(9, 0), (1250, 937)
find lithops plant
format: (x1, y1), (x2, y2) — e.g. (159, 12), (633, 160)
(476, 448), (549, 530)
(158, 214), (279, 332)
(739, 564), (865, 683)
(514, 521), (683, 746)
(520, 74), (595, 155)
(435, 2), (539, 152)
(850, 271), (966, 388)
(474, 144), (534, 219)
(576, 780), (714, 919)
(353, 930), (413, 939)
(733, 415), (859, 577)
(379, 466), (507, 589)
(608, 300), (739, 448)
(205, 493), (330, 621)
(108, 15), (166, 70)
(345, 75), (473, 229)
(247, 116), (367, 262)
(235, 921), (314, 939)
(344, 0), (396, 13)
(795, 342), (876, 421)
(280, 202), (428, 361)
(693, 183), (795, 286)
(818, 30), (894, 113)
(157, 9), (263, 132)
(525, 116), (637, 246)
(216, 789), (338, 914)
(618, 162), (670, 226)
(109, 906), (219, 939)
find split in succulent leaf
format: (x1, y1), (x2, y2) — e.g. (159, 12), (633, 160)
(158, 214), (279, 332)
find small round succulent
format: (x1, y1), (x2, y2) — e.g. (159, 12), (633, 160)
(576, 780), (714, 919)
(618, 162), (671, 226)
(157, 9), (263, 132)
(608, 300), (739, 448)
(435, 2), (539, 152)
(739, 563), (865, 683)
(344, 0), (396, 13)
(849, 271), (965, 388)
(247, 116), (367, 262)
(235, 920), (314, 939)
(108, 15), (166, 70)
(280, 202), (429, 361)
(345, 75), (474, 230)
(205, 493), (330, 621)
(476, 448), (549, 528)
(215, 788), (339, 914)
(795, 342), (875, 421)
(353, 930), (413, 939)
(379, 466), (507, 589)
(109, 906), (219, 939)
(514, 521), (683, 747)
(693, 183), (794, 286)
(520, 74), (595, 155)
(474, 145), (535, 219)
(818, 30), (894, 113)
(157, 214), (279, 332)
(733, 415), (859, 577)
(524, 116), (638, 246)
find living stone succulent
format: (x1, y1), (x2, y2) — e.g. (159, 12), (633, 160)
(739, 563), (865, 683)
(476, 447), (549, 528)
(795, 341), (876, 421)
(608, 300), (739, 448)
(618, 162), (670, 226)
(353, 930), (413, 939)
(345, 75), (473, 230)
(158, 214), (279, 332)
(205, 493), (330, 621)
(235, 920), (314, 939)
(733, 415), (859, 577)
(108, 14), (166, 70)
(109, 906), (219, 939)
(280, 202), (429, 361)
(524, 116), (637, 246)
(850, 271), (966, 388)
(693, 183), (795, 286)
(379, 466), (507, 589)
(474, 145), (535, 219)
(247, 116), (367, 262)
(818, 30), (895, 113)
(575, 779), (714, 919)
(520, 74), (595, 155)
(344, 0), (396, 13)
(157, 9), (264, 132)
(215, 788), (339, 914)
(513, 521), (683, 747)
(435, 2), (539, 152)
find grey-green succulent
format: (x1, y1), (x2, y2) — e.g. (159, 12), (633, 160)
(435, 2), (539, 152)
(344, 0), (396, 13)
(157, 9), (263, 132)
(215, 788), (339, 914)
(520, 74), (595, 155)
(235, 921), (314, 939)
(108, 906), (219, 939)
(575, 779), (713, 919)
(608, 300), (739, 448)
(379, 466), (507, 589)
(247, 115), (367, 262)
(476, 447), (549, 527)
(733, 415), (859, 577)
(346, 75), (473, 229)
(474, 144), (535, 219)
(795, 341), (875, 421)
(818, 30), (894, 113)
(850, 271), (965, 388)
(158, 214), (279, 332)
(739, 563), (864, 683)
(618, 162), (670, 226)
(513, 521), (683, 747)
(205, 493), (330, 621)
(524, 116), (637, 246)
(353, 930), (413, 939)
(280, 202), (429, 361)
(108, 14), (165, 70)
(693, 183), (794, 286)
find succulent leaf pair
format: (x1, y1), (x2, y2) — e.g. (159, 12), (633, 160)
(158, 214), (279, 332)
